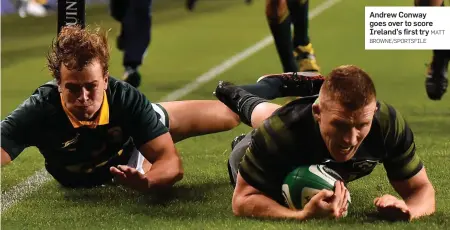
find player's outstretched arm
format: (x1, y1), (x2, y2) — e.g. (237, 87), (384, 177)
(232, 173), (347, 220)
(376, 103), (435, 221)
(1, 148), (12, 166)
(110, 133), (183, 192)
(1, 95), (42, 165)
(375, 168), (435, 221)
(139, 132), (184, 188)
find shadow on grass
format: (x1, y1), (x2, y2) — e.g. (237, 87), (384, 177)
(60, 180), (232, 206)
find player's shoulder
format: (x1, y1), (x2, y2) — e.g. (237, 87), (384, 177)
(371, 100), (412, 148)
(373, 100), (404, 131)
(33, 79), (58, 97)
(4, 80), (60, 120)
(108, 77), (139, 98)
(107, 76), (132, 94)
(27, 79), (60, 106)
(272, 95), (317, 126)
(107, 76), (153, 107)
(257, 96), (318, 150)
(276, 95), (317, 114)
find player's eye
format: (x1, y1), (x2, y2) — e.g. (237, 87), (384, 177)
(84, 83), (97, 91)
(356, 123), (370, 130)
(332, 121), (351, 130)
(66, 85), (81, 94)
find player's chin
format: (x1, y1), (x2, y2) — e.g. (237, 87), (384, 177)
(80, 110), (98, 120)
(330, 150), (355, 162)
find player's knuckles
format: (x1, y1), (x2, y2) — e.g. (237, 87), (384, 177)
(329, 197), (341, 211)
(334, 195), (343, 209)
(341, 197), (348, 209)
(315, 201), (333, 214)
(392, 200), (407, 210)
(111, 169), (124, 177)
(124, 167), (136, 174)
(380, 194), (397, 200)
(382, 200), (398, 208)
(320, 205), (335, 217)
(123, 167), (135, 174)
(316, 189), (333, 200)
(377, 196), (395, 205)
(329, 206), (341, 218)
(109, 168), (119, 174)
(110, 167), (122, 173)
(323, 189), (334, 197)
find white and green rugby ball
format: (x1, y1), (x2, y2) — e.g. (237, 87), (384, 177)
(282, 165), (351, 215)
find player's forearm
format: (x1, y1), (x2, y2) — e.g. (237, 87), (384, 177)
(1, 148), (12, 165)
(144, 158), (184, 189)
(404, 183), (436, 219)
(232, 193), (307, 220)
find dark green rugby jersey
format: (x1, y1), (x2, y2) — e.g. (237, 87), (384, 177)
(239, 96), (422, 204)
(1, 77), (168, 187)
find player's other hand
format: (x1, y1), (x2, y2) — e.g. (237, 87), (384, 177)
(303, 181), (348, 219)
(374, 194), (411, 221)
(110, 165), (150, 192)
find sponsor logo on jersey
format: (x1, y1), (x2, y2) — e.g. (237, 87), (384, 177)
(61, 133), (80, 150)
(353, 160), (379, 171)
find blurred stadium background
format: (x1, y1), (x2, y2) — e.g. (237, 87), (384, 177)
(1, 0), (449, 229)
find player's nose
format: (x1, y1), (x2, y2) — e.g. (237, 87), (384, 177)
(342, 128), (358, 146)
(77, 88), (89, 103)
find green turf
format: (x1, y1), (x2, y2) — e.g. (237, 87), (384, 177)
(1, 0), (449, 229)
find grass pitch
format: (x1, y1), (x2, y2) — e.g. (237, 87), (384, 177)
(1, 0), (449, 229)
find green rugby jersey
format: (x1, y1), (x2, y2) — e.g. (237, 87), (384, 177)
(239, 96), (422, 204)
(1, 77), (168, 187)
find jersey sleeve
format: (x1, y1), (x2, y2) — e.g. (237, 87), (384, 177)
(378, 101), (423, 181)
(238, 114), (295, 202)
(1, 95), (44, 160)
(121, 85), (168, 148)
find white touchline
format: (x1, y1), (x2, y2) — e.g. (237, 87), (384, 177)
(1, 169), (51, 213)
(0, 0), (341, 213)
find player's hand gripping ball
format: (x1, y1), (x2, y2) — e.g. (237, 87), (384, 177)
(282, 165), (351, 217)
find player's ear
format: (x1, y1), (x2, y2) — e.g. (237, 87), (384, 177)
(103, 73), (109, 90)
(312, 103), (321, 121)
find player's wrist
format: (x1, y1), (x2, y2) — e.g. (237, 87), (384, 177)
(144, 177), (154, 192)
(293, 209), (309, 220)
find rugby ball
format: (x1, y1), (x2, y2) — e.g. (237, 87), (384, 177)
(282, 165), (351, 216)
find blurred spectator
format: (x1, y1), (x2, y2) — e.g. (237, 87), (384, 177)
(17, 0), (48, 18)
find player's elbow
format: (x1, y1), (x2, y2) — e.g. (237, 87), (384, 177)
(1, 148), (12, 166)
(168, 160), (184, 185)
(172, 167), (184, 183)
(232, 194), (245, 217)
(232, 191), (252, 217)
